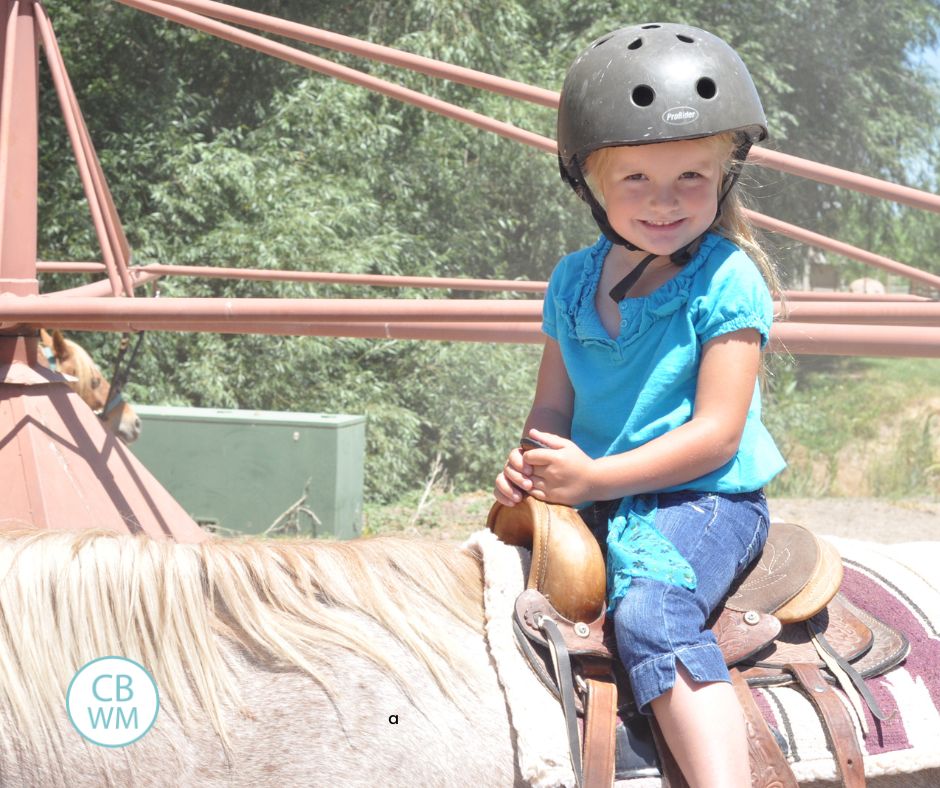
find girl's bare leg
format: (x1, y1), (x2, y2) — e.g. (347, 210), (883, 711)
(650, 663), (751, 787)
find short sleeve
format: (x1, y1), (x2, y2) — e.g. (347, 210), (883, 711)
(692, 249), (774, 348)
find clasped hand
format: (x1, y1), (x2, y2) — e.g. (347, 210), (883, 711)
(493, 429), (594, 507)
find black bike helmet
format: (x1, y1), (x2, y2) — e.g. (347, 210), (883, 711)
(557, 23), (768, 298)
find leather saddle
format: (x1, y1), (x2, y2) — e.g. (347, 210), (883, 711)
(487, 496), (910, 788)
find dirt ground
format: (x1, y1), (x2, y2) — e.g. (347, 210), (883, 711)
(367, 492), (940, 544)
(769, 497), (940, 542)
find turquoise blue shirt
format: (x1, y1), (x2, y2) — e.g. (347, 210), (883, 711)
(542, 232), (786, 608)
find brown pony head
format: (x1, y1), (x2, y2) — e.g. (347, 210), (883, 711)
(39, 329), (142, 444)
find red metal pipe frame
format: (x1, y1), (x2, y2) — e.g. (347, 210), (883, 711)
(144, 0), (940, 216)
(746, 148), (940, 216)
(38, 261), (108, 274)
(34, 3), (133, 297)
(779, 301), (940, 324)
(11, 316), (940, 358)
(112, 0), (940, 294)
(6, 294), (940, 329)
(41, 265), (936, 311)
(0, 0), (19, 273)
(16, 0), (937, 359)
(2, 296), (541, 323)
(36, 261), (932, 304)
(780, 290), (927, 302)
(0, 0), (39, 298)
(149, 0), (560, 109)
(115, 0), (555, 154)
(745, 210), (940, 292)
(768, 324), (940, 359)
(133, 263), (548, 293)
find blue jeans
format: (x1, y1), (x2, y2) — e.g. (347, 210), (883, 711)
(606, 490), (770, 714)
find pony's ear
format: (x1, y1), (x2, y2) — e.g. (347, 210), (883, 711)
(39, 328), (52, 346)
(51, 329), (70, 359)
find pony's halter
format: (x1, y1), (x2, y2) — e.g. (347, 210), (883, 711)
(100, 331), (146, 419)
(40, 344), (57, 371)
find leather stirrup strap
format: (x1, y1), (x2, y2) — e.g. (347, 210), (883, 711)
(581, 673), (617, 788)
(811, 622), (888, 721)
(730, 668), (799, 788)
(540, 616), (584, 787)
(788, 662), (867, 788)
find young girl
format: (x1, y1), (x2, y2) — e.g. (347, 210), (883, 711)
(494, 23), (786, 787)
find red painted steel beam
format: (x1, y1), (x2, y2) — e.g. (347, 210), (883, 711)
(149, 0), (559, 108)
(135, 263), (548, 292)
(37, 261), (107, 273)
(115, 0), (556, 154)
(781, 290), (928, 302)
(0, 295), (543, 325)
(746, 209), (940, 291)
(780, 301), (940, 325)
(9, 295), (940, 327)
(19, 316), (940, 357)
(747, 148), (940, 215)
(35, 262), (933, 303)
(27, 296), (940, 330)
(144, 1), (940, 217)
(42, 262), (548, 295)
(35, 3), (133, 297)
(769, 323), (940, 358)
(112, 0), (940, 293)
(42, 268), (159, 297)
(0, 337), (206, 540)
(35, 320), (544, 343)
(0, 0), (38, 298)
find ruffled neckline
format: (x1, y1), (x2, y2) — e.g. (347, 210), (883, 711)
(560, 232), (724, 350)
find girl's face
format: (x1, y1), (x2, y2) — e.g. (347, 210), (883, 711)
(589, 137), (728, 257)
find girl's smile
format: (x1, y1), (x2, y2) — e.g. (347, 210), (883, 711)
(586, 137), (728, 257)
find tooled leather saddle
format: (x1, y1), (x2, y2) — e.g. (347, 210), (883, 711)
(486, 495), (910, 788)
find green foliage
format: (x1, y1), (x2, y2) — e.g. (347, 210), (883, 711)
(763, 356), (940, 497)
(34, 0), (940, 502)
(869, 414), (939, 497)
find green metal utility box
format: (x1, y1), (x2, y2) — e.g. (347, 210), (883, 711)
(130, 406), (365, 538)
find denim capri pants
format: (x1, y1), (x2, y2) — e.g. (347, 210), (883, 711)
(583, 489), (769, 715)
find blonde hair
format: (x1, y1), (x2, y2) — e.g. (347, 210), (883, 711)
(582, 133), (781, 297)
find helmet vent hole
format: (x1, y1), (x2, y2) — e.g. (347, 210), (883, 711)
(640, 24), (661, 29)
(696, 77), (717, 99)
(592, 34), (613, 48)
(631, 85), (655, 107)
(627, 38), (642, 50)
(677, 34), (694, 43)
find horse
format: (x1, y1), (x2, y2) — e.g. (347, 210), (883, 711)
(0, 527), (936, 788)
(37, 329), (142, 444)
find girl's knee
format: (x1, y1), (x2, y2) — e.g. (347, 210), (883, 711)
(612, 581), (709, 662)
(612, 581), (659, 635)
(612, 582), (672, 659)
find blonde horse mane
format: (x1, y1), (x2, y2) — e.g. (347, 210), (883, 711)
(0, 530), (484, 759)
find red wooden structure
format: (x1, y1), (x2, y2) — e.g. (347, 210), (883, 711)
(1, 0), (938, 537)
